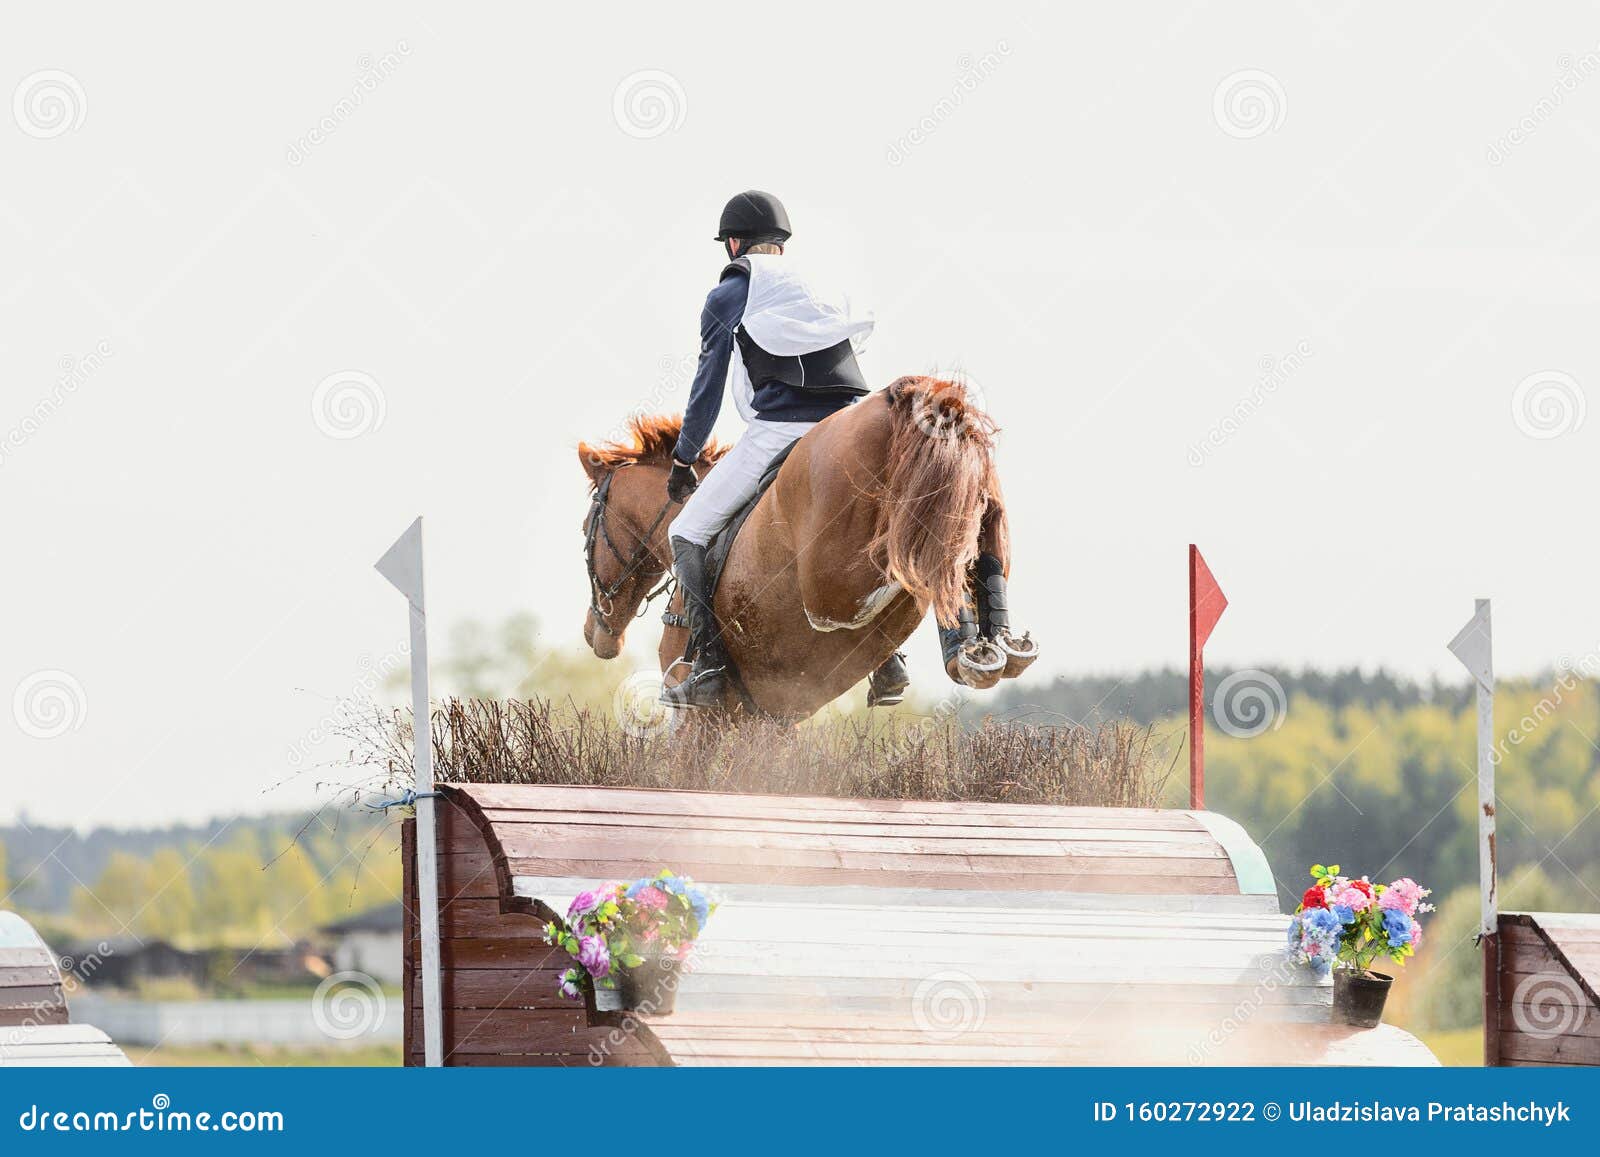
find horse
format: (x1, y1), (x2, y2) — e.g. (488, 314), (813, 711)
(578, 376), (1035, 719)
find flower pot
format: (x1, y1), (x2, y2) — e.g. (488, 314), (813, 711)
(616, 955), (681, 1014)
(1331, 969), (1393, 1028)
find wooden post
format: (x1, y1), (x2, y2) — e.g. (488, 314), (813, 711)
(1188, 545), (1228, 810)
(1447, 599), (1496, 1065)
(376, 517), (443, 1068)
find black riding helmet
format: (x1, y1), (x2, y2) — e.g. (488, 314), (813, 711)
(714, 190), (792, 245)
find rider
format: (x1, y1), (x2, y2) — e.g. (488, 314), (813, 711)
(660, 190), (910, 711)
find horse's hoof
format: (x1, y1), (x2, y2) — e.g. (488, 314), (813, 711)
(998, 630), (1038, 679)
(947, 639), (1004, 689)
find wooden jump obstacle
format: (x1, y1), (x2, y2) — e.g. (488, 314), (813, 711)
(383, 539), (1433, 1065)
(0, 911), (129, 1067)
(401, 785), (1435, 1066)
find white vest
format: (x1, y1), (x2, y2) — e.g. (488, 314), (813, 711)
(728, 255), (874, 421)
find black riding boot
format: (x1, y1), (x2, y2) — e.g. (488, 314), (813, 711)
(867, 652), (910, 707)
(660, 536), (728, 710)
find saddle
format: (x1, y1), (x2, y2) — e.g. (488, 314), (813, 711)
(663, 438), (799, 638)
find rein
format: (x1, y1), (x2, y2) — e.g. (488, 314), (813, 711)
(584, 465), (675, 638)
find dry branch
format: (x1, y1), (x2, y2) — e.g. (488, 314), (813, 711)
(341, 697), (1176, 809)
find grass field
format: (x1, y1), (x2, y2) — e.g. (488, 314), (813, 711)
(1418, 1028), (1483, 1066)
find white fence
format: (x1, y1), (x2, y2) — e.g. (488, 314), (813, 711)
(73, 995), (402, 1048)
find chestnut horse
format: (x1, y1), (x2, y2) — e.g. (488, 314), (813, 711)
(578, 376), (1032, 719)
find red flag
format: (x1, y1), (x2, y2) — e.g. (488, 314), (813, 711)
(1188, 545), (1227, 809)
(1190, 545), (1228, 651)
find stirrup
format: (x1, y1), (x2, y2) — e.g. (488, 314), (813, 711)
(660, 664), (727, 710)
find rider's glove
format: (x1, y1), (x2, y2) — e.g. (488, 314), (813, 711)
(667, 460), (698, 504)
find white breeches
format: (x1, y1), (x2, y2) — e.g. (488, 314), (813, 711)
(668, 419), (816, 547)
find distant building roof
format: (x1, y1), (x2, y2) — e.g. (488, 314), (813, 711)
(320, 901), (405, 935)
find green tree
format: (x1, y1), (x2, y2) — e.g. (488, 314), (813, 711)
(71, 851), (151, 935)
(142, 847), (197, 942)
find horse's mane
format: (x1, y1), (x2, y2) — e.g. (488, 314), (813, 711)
(579, 414), (727, 474)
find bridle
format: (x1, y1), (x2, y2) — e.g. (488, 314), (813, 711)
(583, 465), (676, 639)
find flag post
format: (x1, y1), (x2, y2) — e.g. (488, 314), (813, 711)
(1447, 599), (1497, 1065)
(376, 517), (443, 1067)
(1188, 545), (1228, 810)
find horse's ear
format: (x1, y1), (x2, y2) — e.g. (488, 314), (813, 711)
(577, 444), (606, 482)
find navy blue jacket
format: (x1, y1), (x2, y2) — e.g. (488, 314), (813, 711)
(671, 267), (856, 464)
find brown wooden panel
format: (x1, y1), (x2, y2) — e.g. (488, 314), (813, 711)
(0, 964), (64, 989)
(1497, 1030), (1600, 1065)
(0, 939), (65, 1029)
(436, 852), (503, 899)
(412, 970), (579, 1009)
(474, 806), (1207, 836)
(411, 1011), (658, 1063)
(435, 898), (549, 940)
(422, 938), (568, 971)
(0, 966), (59, 992)
(0, 992), (70, 1026)
(1502, 938), (1566, 976)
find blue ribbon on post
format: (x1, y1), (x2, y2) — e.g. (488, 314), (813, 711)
(368, 788), (440, 811)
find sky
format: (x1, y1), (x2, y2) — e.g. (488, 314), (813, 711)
(4, 2), (1600, 827)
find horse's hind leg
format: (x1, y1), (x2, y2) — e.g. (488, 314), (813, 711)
(939, 596), (1004, 689)
(975, 504), (1038, 679)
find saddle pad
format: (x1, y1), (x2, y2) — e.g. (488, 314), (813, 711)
(704, 437), (800, 600)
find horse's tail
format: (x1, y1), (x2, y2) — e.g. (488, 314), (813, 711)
(871, 376), (1008, 625)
